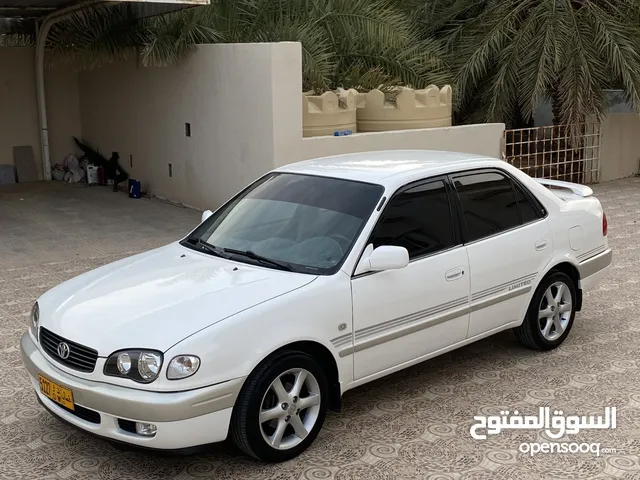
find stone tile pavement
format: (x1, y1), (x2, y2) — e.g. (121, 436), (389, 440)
(0, 182), (201, 268)
(1, 179), (640, 479)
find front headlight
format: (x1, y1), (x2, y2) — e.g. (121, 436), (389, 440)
(30, 302), (39, 339)
(167, 355), (200, 380)
(104, 350), (163, 383)
(138, 352), (162, 380)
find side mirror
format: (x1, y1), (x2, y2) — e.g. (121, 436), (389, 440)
(366, 245), (409, 272)
(201, 210), (213, 223)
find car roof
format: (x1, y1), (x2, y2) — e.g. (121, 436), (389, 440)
(275, 150), (501, 187)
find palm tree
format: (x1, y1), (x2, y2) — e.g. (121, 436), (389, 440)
(419, 0), (640, 130)
(40, 0), (450, 94)
(43, 4), (221, 70)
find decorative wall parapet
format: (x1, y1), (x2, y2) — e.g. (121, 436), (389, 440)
(355, 85), (452, 132)
(302, 88), (357, 137)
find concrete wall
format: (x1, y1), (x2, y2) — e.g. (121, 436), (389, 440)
(599, 113), (640, 182)
(79, 43), (287, 209)
(279, 125), (505, 167)
(0, 47), (81, 180)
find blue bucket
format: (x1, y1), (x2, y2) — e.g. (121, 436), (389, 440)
(128, 179), (141, 199)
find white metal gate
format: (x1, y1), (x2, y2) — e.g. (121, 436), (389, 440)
(503, 123), (601, 184)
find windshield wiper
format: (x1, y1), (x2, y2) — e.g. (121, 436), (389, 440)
(223, 248), (294, 272)
(185, 237), (228, 259)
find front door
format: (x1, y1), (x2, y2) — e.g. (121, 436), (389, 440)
(450, 169), (553, 337)
(350, 178), (471, 380)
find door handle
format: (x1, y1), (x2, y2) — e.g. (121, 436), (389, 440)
(445, 267), (465, 281)
(535, 240), (548, 251)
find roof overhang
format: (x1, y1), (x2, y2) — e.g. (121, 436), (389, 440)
(0, 0), (208, 18)
(1, 0), (210, 183)
(0, 1), (209, 35)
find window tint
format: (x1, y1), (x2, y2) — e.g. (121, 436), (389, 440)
(370, 180), (455, 258)
(513, 182), (541, 224)
(186, 173), (384, 275)
(454, 172), (520, 242)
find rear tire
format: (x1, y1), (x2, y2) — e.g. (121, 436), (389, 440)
(230, 351), (328, 462)
(514, 271), (577, 350)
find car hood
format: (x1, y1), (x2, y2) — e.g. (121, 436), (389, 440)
(38, 243), (316, 355)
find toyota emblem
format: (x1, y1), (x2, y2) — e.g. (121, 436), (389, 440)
(57, 342), (70, 359)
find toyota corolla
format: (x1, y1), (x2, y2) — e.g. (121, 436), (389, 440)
(20, 150), (612, 462)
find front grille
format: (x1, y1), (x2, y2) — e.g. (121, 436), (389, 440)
(39, 327), (98, 373)
(62, 403), (101, 424)
(39, 396), (101, 425)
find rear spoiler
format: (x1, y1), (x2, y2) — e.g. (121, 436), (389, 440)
(534, 178), (593, 197)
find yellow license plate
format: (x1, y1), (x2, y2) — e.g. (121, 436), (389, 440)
(38, 374), (74, 411)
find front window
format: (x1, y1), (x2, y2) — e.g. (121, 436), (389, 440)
(182, 173), (384, 274)
(370, 179), (457, 259)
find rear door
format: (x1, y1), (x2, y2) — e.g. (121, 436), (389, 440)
(450, 169), (552, 338)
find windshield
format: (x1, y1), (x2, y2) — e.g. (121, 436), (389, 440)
(183, 173), (384, 274)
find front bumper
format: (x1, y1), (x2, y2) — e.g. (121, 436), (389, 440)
(20, 333), (244, 449)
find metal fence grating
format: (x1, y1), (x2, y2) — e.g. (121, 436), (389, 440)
(503, 124), (601, 184)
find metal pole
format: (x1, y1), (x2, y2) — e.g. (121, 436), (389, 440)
(35, 0), (207, 180)
(35, 0), (104, 181)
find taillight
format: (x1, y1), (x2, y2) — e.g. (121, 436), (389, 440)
(602, 212), (608, 236)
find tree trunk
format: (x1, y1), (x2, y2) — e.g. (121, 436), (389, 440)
(551, 87), (562, 126)
(512, 105), (534, 129)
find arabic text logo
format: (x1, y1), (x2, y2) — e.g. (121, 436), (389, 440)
(469, 407), (616, 440)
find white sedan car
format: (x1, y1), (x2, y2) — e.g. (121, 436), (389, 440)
(21, 150), (611, 462)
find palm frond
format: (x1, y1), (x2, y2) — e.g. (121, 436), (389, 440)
(552, 2), (607, 130)
(0, 34), (35, 47)
(431, 0), (640, 129)
(582, 0), (640, 115)
(516, 0), (561, 121)
(42, 0), (450, 100)
(251, 18), (336, 91)
(140, 7), (223, 66)
(203, 0), (450, 92)
(46, 4), (144, 70)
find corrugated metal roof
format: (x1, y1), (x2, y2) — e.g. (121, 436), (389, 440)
(0, 0), (208, 18)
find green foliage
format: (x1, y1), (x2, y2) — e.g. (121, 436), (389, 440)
(40, 0), (449, 94)
(21, 0), (640, 128)
(422, 0), (640, 128)
(46, 5), (145, 70)
(138, 6), (222, 67)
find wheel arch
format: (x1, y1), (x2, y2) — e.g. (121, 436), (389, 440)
(543, 261), (582, 311)
(237, 340), (342, 413)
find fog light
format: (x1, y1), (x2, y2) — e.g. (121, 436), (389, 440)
(135, 422), (157, 437)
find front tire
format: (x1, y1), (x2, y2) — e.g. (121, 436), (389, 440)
(230, 351), (328, 462)
(514, 271), (577, 350)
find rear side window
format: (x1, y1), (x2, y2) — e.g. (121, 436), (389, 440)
(370, 180), (456, 259)
(513, 182), (542, 224)
(453, 172), (520, 242)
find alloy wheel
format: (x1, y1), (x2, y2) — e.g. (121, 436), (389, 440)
(258, 368), (321, 450)
(538, 281), (573, 341)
